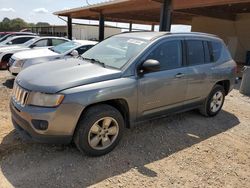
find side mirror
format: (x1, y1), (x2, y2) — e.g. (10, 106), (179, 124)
(30, 44), (36, 48)
(70, 50), (79, 57)
(7, 41), (12, 45)
(140, 59), (160, 74)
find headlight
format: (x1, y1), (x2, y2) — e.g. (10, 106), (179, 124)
(15, 60), (25, 67)
(27, 92), (64, 107)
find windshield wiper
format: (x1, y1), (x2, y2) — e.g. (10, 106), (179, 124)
(81, 57), (106, 67)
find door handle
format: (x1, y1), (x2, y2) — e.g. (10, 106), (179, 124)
(175, 73), (185, 78)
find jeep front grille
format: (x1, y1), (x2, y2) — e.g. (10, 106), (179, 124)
(12, 83), (29, 106)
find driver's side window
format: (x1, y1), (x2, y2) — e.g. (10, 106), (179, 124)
(146, 40), (182, 71)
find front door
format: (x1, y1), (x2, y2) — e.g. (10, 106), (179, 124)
(137, 39), (188, 119)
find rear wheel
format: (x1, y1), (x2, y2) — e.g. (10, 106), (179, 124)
(199, 85), (225, 117)
(74, 104), (124, 156)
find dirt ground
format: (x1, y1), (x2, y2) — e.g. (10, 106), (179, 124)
(0, 70), (249, 188)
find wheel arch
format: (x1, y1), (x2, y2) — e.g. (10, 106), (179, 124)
(2, 53), (13, 62)
(77, 99), (131, 129)
(215, 80), (230, 95)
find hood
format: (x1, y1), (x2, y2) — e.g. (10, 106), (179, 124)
(17, 58), (122, 93)
(0, 45), (23, 53)
(13, 48), (58, 60)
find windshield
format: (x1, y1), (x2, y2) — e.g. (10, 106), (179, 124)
(0, 35), (9, 42)
(82, 37), (149, 69)
(51, 41), (80, 54)
(0, 33), (7, 39)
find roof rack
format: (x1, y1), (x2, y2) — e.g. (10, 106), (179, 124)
(168, 32), (218, 38)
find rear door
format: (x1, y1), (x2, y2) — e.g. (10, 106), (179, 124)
(184, 39), (214, 103)
(137, 38), (188, 119)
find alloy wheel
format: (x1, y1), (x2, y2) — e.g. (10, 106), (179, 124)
(88, 117), (119, 150)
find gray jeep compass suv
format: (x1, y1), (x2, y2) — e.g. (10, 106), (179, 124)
(10, 32), (237, 156)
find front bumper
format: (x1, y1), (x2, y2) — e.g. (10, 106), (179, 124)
(10, 99), (84, 144)
(9, 66), (21, 74)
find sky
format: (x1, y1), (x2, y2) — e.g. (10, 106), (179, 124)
(0, 0), (191, 31)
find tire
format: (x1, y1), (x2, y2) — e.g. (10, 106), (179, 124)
(74, 104), (124, 156)
(1, 54), (12, 70)
(199, 85), (225, 117)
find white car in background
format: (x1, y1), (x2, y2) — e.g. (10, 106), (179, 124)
(0, 35), (37, 47)
(0, 36), (69, 69)
(9, 40), (97, 75)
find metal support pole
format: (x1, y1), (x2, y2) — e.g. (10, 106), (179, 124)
(151, 24), (155, 31)
(99, 14), (105, 42)
(67, 16), (72, 40)
(159, 0), (172, 31)
(129, 21), (133, 32)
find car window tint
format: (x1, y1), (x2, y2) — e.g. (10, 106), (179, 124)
(34, 39), (48, 47)
(52, 39), (66, 46)
(186, 40), (205, 66)
(76, 45), (93, 55)
(146, 40), (182, 70)
(211, 41), (222, 62)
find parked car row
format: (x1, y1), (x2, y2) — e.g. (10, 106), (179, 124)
(0, 32), (96, 70)
(9, 40), (97, 74)
(5, 32), (237, 156)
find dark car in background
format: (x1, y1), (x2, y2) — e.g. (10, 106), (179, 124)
(0, 32), (11, 39)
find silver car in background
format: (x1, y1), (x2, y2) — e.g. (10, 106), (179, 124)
(9, 40), (97, 74)
(10, 32), (236, 156)
(0, 36), (69, 69)
(0, 32), (37, 43)
(0, 35), (37, 47)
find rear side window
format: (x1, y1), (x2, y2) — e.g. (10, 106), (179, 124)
(10, 37), (33, 44)
(146, 40), (182, 70)
(210, 41), (222, 62)
(186, 40), (205, 66)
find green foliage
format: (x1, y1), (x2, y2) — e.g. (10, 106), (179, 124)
(36, 22), (50, 27)
(0, 17), (50, 31)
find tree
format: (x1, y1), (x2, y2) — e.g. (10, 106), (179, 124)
(36, 22), (50, 27)
(0, 17), (11, 31)
(0, 17), (50, 32)
(10, 18), (28, 31)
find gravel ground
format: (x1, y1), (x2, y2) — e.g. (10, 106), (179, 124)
(0, 70), (249, 188)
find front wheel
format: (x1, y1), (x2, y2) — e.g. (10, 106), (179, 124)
(74, 104), (124, 156)
(199, 85), (225, 117)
